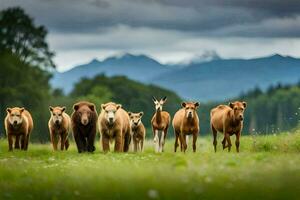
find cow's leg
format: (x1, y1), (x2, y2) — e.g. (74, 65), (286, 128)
(174, 131), (179, 152)
(225, 133), (232, 152)
(235, 132), (241, 153)
(180, 133), (187, 153)
(222, 137), (227, 149)
(192, 133), (197, 153)
(212, 125), (217, 152)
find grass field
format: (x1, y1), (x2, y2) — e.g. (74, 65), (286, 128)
(1, 132), (300, 200)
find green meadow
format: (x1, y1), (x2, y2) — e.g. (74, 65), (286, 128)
(0, 132), (300, 200)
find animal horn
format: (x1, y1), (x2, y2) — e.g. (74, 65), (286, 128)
(152, 96), (157, 102)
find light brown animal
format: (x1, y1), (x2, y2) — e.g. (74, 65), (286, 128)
(128, 111), (146, 152)
(173, 102), (200, 153)
(151, 96), (170, 153)
(98, 102), (131, 153)
(210, 101), (247, 152)
(48, 106), (71, 151)
(5, 107), (33, 151)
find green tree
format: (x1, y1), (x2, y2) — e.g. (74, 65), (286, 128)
(0, 52), (51, 141)
(70, 74), (182, 135)
(0, 7), (55, 69)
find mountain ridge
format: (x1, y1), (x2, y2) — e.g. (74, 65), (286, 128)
(51, 53), (300, 101)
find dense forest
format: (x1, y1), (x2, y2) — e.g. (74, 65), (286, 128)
(1, 7), (300, 143)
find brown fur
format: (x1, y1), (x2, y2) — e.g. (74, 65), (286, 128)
(48, 106), (71, 151)
(5, 107), (33, 151)
(71, 101), (98, 153)
(172, 102), (200, 153)
(128, 112), (146, 152)
(98, 102), (131, 153)
(210, 101), (247, 152)
(151, 96), (170, 152)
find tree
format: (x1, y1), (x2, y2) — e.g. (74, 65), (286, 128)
(0, 7), (55, 69)
(0, 52), (51, 141)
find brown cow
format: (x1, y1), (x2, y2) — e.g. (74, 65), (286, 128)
(172, 102), (200, 153)
(151, 96), (170, 153)
(5, 107), (33, 151)
(48, 106), (71, 151)
(210, 101), (247, 152)
(128, 111), (146, 152)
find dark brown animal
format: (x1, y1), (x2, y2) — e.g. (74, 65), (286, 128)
(128, 111), (146, 152)
(151, 96), (170, 153)
(98, 102), (131, 153)
(172, 102), (200, 153)
(71, 101), (98, 153)
(5, 107), (33, 151)
(210, 101), (247, 152)
(48, 106), (71, 151)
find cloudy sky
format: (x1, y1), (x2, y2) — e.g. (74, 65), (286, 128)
(2, 0), (300, 71)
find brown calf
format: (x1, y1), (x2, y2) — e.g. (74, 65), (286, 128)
(172, 102), (200, 153)
(48, 106), (71, 151)
(210, 101), (247, 152)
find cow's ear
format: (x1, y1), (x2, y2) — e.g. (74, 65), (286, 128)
(139, 112), (144, 117)
(6, 108), (11, 113)
(194, 102), (200, 108)
(73, 103), (80, 111)
(181, 102), (186, 108)
(49, 106), (53, 112)
(243, 101), (247, 108)
(61, 107), (66, 112)
(116, 104), (122, 110)
(101, 104), (106, 110)
(20, 108), (25, 113)
(229, 102), (234, 109)
(88, 103), (95, 111)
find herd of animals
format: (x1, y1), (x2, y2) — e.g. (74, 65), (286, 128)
(4, 96), (247, 153)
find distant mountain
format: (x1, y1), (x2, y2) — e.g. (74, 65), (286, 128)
(176, 50), (221, 66)
(153, 54), (300, 101)
(51, 53), (171, 93)
(51, 53), (300, 101)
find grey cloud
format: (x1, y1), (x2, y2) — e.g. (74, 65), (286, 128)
(1, 0), (300, 37)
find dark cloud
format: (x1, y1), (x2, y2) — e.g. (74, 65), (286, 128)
(1, 0), (300, 37)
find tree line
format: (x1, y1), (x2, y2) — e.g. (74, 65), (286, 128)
(199, 83), (300, 135)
